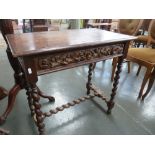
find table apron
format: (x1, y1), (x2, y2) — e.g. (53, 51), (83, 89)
(20, 43), (125, 84)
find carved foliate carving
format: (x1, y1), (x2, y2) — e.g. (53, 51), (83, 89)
(37, 44), (124, 70)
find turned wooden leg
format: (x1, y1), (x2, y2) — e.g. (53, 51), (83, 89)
(31, 85), (45, 135)
(136, 65), (142, 76)
(142, 68), (155, 100)
(111, 57), (118, 81)
(0, 87), (8, 100)
(0, 84), (21, 124)
(138, 67), (152, 99)
(92, 62), (96, 70)
(37, 86), (55, 102)
(25, 86), (35, 116)
(86, 63), (94, 95)
(107, 56), (124, 114)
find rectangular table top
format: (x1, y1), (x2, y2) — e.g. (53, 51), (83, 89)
(6, 28), (136, 57)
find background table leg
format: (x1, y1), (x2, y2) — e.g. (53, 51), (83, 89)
(0, 84), (21, 124)
(0, 87), (8, 100)
(37, 86), (55, 102)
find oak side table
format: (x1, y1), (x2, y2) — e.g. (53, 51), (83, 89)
(5, 29), (136, 134)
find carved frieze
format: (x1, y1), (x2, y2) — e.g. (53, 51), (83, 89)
(36, 44), (124, 71)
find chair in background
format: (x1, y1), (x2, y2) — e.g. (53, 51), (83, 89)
(22, 19), (33, 32)
(134, 19), (152, 47)
(127, 19), (155, 99)
(111, 19), (144, 81)
(31, 19), (48, 32)
(87, 19), (112, 31)
(117, 19), (144, 35)
(141, 66), (155, 100)
(23, 19), (48, 32)
(0, 19), (54, 124)
(83, 19), (89, 28)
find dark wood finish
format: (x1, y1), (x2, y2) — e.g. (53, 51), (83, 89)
(32, 25), (48, 32)
(35, 44), (124, 75)
(0, 87), (8, 100)
(5, 29), (135, 134)
(0, 19), (24, 85)
(25, 85), (35, 116)
(136, 65), (142, 76)
(0, 19), (55, 124)
(6, 29), (135, 57)
(23, 19), (48, 33)
(0, 84), (21, 124)
(86, 63), (94, 94)
(83, 19), (89, 28)
(0, 19), (23, 124)
(110, 20), (155, 99)
(31, 84), (45, 135)
(37, 86), (55, 102)
(32, 19), (47, 25)
(141, 19), (152, 35)
(108, 42), (129, 113)
(31, 19), (48, 32)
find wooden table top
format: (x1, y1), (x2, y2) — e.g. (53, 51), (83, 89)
(6, 29), (136, 57)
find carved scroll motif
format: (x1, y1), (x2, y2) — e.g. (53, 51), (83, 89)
(37, 44), (124, 70)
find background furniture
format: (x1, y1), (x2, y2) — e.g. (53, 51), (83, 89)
(112, 19), (155, 99)
(0, 87), (8, 100)
(31, 19), (48, 32)
(22, 19), (33, 32)
(0, 19), (54, 125)
(87, 19), (112, 30)
(127, 20), (155, 99)
(23, 19), (48, 32)
(111, 19), (144, 81)
(134, 19), (152, 47)
(117, 19), (144, 36)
